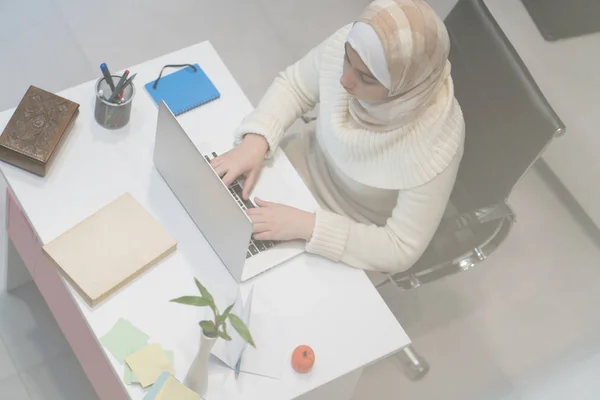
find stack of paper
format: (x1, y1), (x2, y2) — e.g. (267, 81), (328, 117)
(100, 319), (175, 387)
(99, 319), (150, 364)
(125, 350), (174, 385)
(43, 192), (177, 307)
(125, 344), (175, 388)
(100, 319), (199, 397)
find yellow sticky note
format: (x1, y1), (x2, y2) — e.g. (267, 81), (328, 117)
(156, 376), (200, 400)
(125, 344), (175, 388)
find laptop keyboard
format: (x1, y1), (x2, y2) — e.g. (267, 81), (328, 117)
(205, 152), (278, 259)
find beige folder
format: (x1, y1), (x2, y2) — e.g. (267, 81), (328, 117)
(43, 192), (177, 307)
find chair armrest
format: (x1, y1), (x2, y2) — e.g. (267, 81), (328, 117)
(436, 202), (514, 236)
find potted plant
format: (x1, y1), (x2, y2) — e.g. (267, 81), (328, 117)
(170, 278), (255, 395)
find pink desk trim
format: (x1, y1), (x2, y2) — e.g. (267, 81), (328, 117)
(6, 187), (129, 400)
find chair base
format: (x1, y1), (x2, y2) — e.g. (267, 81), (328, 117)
(380, 210), (514, 290)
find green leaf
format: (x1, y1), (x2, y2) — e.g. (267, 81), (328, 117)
(199, 320), (217, 337)
(170, 296), (212, 307)
(194, 278), (214, 304)
(218, 315), (233, 341)
(218, 329), (232, 341)
(194, 278), (217, 316)
(228, 314), (256, 348)
(216, 304), (234, 328)
(222, 321), (229, 336)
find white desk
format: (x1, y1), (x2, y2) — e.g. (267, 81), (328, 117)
(484, 0), (600, 227)
(0, 41), (410, 399)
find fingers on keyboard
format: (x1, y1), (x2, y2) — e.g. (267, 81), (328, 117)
(205, 151), (276, 260)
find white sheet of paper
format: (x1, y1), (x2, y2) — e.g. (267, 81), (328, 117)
(211, 287), (286, 379)
(212, 286), (253, 367)
(228, 286), (253, 366)
(240, 312), (286, 379)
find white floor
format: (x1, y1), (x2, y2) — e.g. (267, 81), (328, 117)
(2, 0), (600, 399)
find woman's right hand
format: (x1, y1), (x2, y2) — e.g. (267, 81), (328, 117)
(210, 134), (269, 200)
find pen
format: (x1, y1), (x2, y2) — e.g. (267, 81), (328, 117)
(118, 73), (137, 101)
(100, 63), (116, 92)
(234, 357), (241, 380)
(108, 70), (130, 103)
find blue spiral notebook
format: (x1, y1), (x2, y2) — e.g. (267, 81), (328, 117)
(144, 64), (220, 115)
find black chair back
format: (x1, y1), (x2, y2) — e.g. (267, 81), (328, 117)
(446, 0), (565, 214)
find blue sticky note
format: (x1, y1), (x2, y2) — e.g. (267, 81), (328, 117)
(142, 371), (171, 400)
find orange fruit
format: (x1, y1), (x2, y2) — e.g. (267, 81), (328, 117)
(291, 345), (315, 374)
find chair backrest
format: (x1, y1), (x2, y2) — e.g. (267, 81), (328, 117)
(446, 0), (565, 213)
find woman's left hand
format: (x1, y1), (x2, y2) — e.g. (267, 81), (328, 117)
(246, 198), (315, 242)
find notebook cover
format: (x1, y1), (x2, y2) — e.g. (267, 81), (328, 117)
(0, 86), (79, 176)
(42, 193), (177, 308)
(144, 64), (220, 115)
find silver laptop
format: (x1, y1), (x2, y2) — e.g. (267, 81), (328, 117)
(153, 101), (307, 282)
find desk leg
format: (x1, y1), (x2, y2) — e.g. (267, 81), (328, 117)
(5, 188), (129, 400)
(0, 177), (32, 293)
(5, 186), (38, 292)
(4, 238), (34, 292)
(0, 178), (32, 293)
(396, 344), (430, 381)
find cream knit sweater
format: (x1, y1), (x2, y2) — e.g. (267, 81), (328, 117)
(235, 26), (465, 273)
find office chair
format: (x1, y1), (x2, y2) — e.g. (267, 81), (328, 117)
(378, 0), (565, 294)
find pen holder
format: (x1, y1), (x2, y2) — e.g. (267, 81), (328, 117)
(94, 75), (135, 130)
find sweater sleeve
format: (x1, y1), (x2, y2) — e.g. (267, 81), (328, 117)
(305, 150), (462, 273)
(233, 32), (336, 157)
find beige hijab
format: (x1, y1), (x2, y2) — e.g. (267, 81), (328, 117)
(347, 0), (451, 131)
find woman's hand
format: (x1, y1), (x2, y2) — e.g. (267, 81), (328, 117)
(210, 134), (269, 200)
(247, 198), (315, 242)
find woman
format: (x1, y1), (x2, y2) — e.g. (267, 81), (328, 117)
(211, 0), (465, 273)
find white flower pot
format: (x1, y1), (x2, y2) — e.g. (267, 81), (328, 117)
(184, 331), (217, 396)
